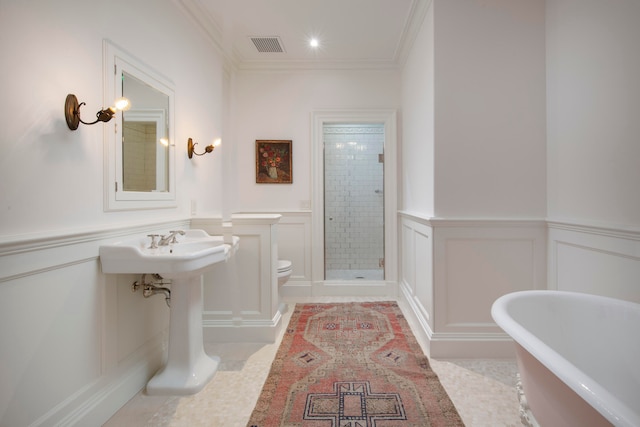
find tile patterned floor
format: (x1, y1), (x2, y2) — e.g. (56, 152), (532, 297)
(104, 297), (523, 426)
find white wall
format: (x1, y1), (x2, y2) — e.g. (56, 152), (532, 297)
(397, 0), (639, 358)
(400, 1), (435, 217)
(434, 0), (547, 218)
(400, 0), (548, 219)
(545, 0), (640, 301)
(0, 1), (228, 425)
(546, 0), (640, 228)
(398, 0), (548, 358)
(229, 70), (401, 213)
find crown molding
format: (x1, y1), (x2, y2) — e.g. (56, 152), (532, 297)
(235, 59), (401, 72)
(394, 0), (433, 67)
(172, 0), (239, 71)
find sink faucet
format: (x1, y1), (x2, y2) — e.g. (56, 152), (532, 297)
(158, 230), (185, 246)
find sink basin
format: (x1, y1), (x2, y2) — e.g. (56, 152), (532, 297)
(99, 229), (239, 395)
(100, 229), (237, 276)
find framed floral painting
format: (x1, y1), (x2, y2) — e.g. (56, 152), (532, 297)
(255, 140), (292, 183)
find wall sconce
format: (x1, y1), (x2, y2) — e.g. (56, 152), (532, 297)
(187, 137), (221, 158)
(64, 94), (130, 130)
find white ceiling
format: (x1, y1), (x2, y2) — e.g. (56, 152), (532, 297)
(176, 0), (428, 70)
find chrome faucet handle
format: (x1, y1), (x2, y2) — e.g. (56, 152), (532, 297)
(168, 230), (185, 244)
(147, 234), (160, 249)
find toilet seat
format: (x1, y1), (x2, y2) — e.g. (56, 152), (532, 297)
(278, 259), (292, 274)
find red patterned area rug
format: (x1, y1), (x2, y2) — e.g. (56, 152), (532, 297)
(247, 301), (464, 427)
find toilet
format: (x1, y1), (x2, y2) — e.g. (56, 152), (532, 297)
(277, 259), (292, 287)
(277, 259), (292, 314)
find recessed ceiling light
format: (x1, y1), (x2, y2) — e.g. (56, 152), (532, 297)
(309, 38), (319, 48)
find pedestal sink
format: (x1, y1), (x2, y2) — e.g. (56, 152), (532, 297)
(99, 229), (239, 395)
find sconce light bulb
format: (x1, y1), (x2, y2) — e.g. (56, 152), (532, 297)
(310, 38), (319, 48)
(160, 138), (169, 146)
(213, 138), (222, 147)
(113, 97), (131, 111)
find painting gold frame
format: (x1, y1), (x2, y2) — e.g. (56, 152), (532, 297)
(255, 140), (292, 184)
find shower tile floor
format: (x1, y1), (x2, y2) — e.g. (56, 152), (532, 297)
(104, 297), (523, 427)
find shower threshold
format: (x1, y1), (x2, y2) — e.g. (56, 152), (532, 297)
(325, 269), (384, 281)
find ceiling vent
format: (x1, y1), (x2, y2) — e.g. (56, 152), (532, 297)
(250, 36), (285, 53)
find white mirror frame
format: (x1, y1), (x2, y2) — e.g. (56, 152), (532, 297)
(103, 40), (176, 211)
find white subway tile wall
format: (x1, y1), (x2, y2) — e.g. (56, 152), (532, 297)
(122, 122), (159, 191)
(324, 124), (385, 279)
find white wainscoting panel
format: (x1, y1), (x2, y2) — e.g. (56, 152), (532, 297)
(0, 219), (189, 427)
(548, 220), (640, 303)
(442, 237), (535, 328)
(431, 219), (546, 357)
(399, 213), (547, 358)
(399, 214), (433, 321)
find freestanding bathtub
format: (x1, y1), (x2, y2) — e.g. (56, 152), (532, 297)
(491, 290), (640, 427)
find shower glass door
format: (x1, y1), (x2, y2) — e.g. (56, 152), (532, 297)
(323, 123), (385, 280)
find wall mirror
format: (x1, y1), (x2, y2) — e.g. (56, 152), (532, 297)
(104, 40), (176, 211)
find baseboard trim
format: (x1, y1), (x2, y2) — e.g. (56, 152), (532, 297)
(280, 281), (313, 297)
(399, 283), (515, 359)
(427, 333), (516, 359)
(398, 286), (433, 356)
(311, 281), (398, 297)
(31, 334), (165, 427)
(202, 312), (284, 343)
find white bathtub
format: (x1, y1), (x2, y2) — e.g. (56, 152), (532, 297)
(491, 290), (640, 427)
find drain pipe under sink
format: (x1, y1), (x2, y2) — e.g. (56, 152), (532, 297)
(132, 274), (171, 307)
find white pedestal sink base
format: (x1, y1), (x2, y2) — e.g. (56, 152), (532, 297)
(146, 274), (219, 395)
(146, 355), (220, 396)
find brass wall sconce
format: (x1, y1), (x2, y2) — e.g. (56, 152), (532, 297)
(64, 94), (130, 130)
(187, 137), (221, 158)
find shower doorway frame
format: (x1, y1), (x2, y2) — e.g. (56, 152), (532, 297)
(311, 109), (398, 294)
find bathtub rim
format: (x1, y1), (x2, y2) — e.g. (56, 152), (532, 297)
(491, 290), (639, 427)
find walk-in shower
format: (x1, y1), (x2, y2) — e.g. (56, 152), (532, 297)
(323, 123), (385, 280)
